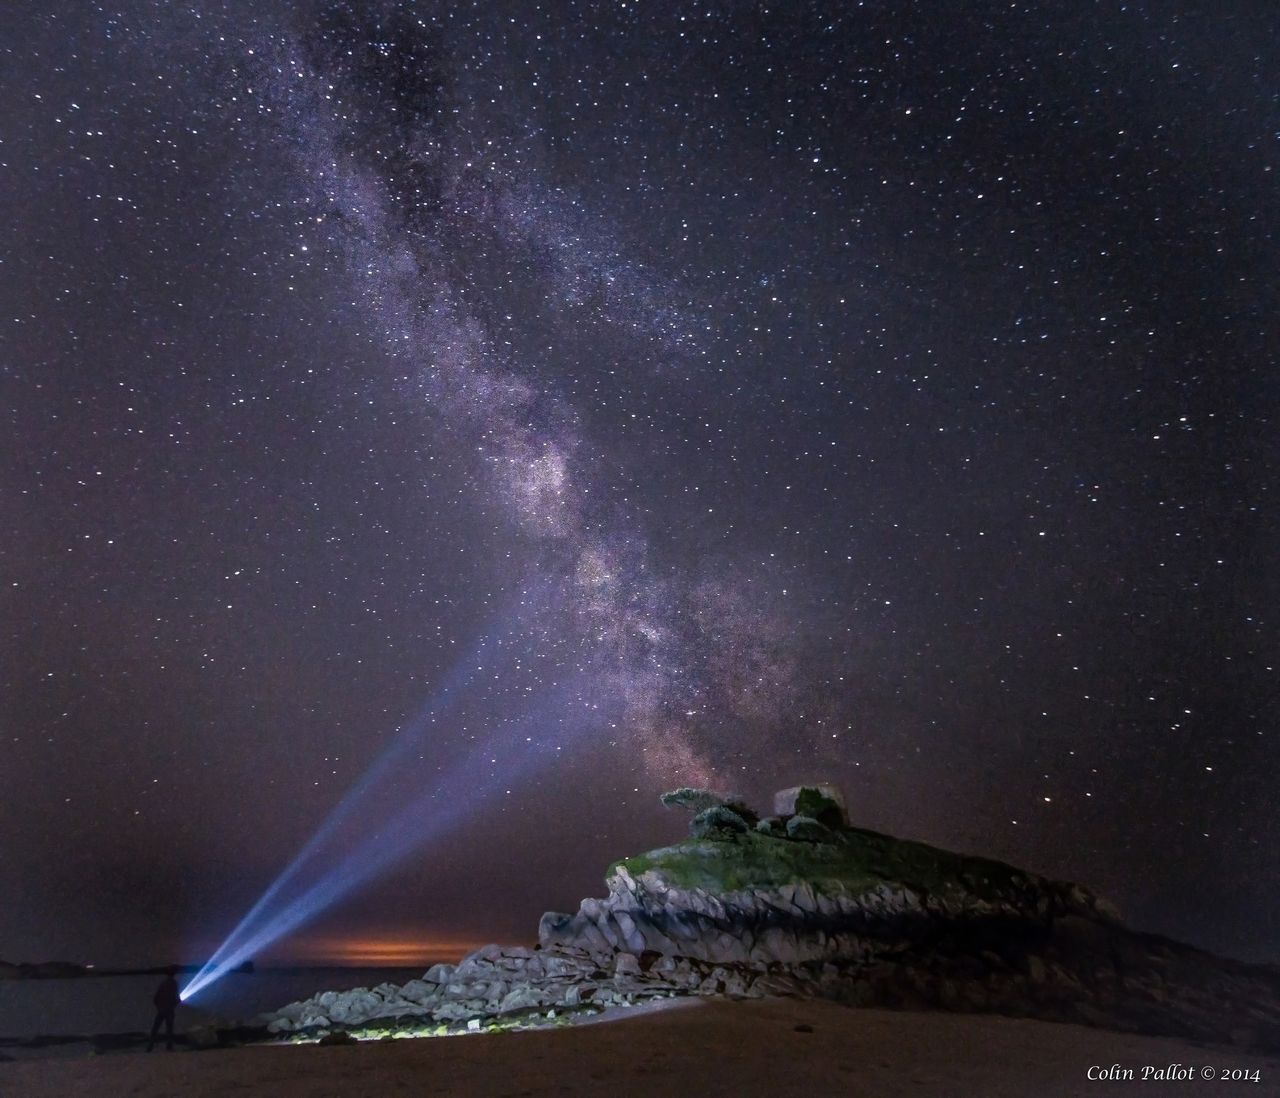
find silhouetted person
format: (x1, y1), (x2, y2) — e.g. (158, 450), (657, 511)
(147, 966), (180, 1051)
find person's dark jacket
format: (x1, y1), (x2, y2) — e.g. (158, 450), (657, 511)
(153, 976), (180, 1013)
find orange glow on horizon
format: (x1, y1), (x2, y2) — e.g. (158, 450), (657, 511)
(270, 934), (501, 967)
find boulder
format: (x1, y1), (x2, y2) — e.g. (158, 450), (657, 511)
(614, 952), (642, 977)
(327, 989), (384, 1024)
(690, 805), (751, 839)
(276, 1001), (307, 1022)
(613, 909), (648, 953)
(542, 950), (588, 979)
(433, 1001), (486, 1022)
(399, 979), (438, 1005)
(785, 814), (836, 843)
(499, 986), (545, 1013)
(454, 947), (504, 980)
(773, 784), (847, 828)
(660, 788), (731, 814)
(539, 911), (574, 947)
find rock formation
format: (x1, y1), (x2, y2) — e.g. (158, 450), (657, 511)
(256, 785), (1280, 1052)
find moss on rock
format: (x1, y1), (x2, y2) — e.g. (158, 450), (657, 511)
(785, 813), (835, 842)
(794, 787), (845, 829)
(660, 788), (728, 814)
(612, 825), (1053, 912)
(690, 804), (751, 838)
(661, 788), (759, 829)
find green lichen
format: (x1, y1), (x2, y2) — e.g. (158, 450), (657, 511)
(660, 787), (728, 814)
(660, 787), (758, 826)
(611, 826), (1043, 909)
(690, 804), (750, 838)
(794, 786), (844, 828)
(785, 813), (834, 842)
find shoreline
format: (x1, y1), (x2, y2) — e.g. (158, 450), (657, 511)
(4, 998), (1278, 1097)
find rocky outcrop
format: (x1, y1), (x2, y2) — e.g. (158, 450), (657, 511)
(533, 787), (1280, 1051)
(256, 784), (1280, 1053)
(258, 944), (709, 1038)
(539, 821), (1117, 969)
(536, 856), (1117, 969)
(773, 784), (847, 827)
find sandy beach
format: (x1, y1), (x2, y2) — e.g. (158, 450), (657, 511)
(3, 998), (1277, 1098)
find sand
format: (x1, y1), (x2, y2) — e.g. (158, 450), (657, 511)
(2, 998), (1277, 1097)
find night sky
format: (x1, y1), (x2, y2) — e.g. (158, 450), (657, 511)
(3, 1), (1277, 969)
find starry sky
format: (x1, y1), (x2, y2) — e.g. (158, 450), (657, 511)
(2, 0), (1277, 969)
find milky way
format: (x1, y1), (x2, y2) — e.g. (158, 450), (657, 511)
(3, 0), (1276, 965)
(251, 3), (802, 784)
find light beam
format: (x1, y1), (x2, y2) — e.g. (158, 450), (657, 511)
(182, 594), (553, 1000)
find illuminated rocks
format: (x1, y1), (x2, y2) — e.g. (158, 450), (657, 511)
(538, 794), (1118, 971)
(257, 941), (690, 1036)
(613, 952), (641, 978)
(254, 786), (1280, 1053)
(527, 788), (1280, 1051)
(499, 986), (547, 1013)
(397, 979), (437, 1005)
